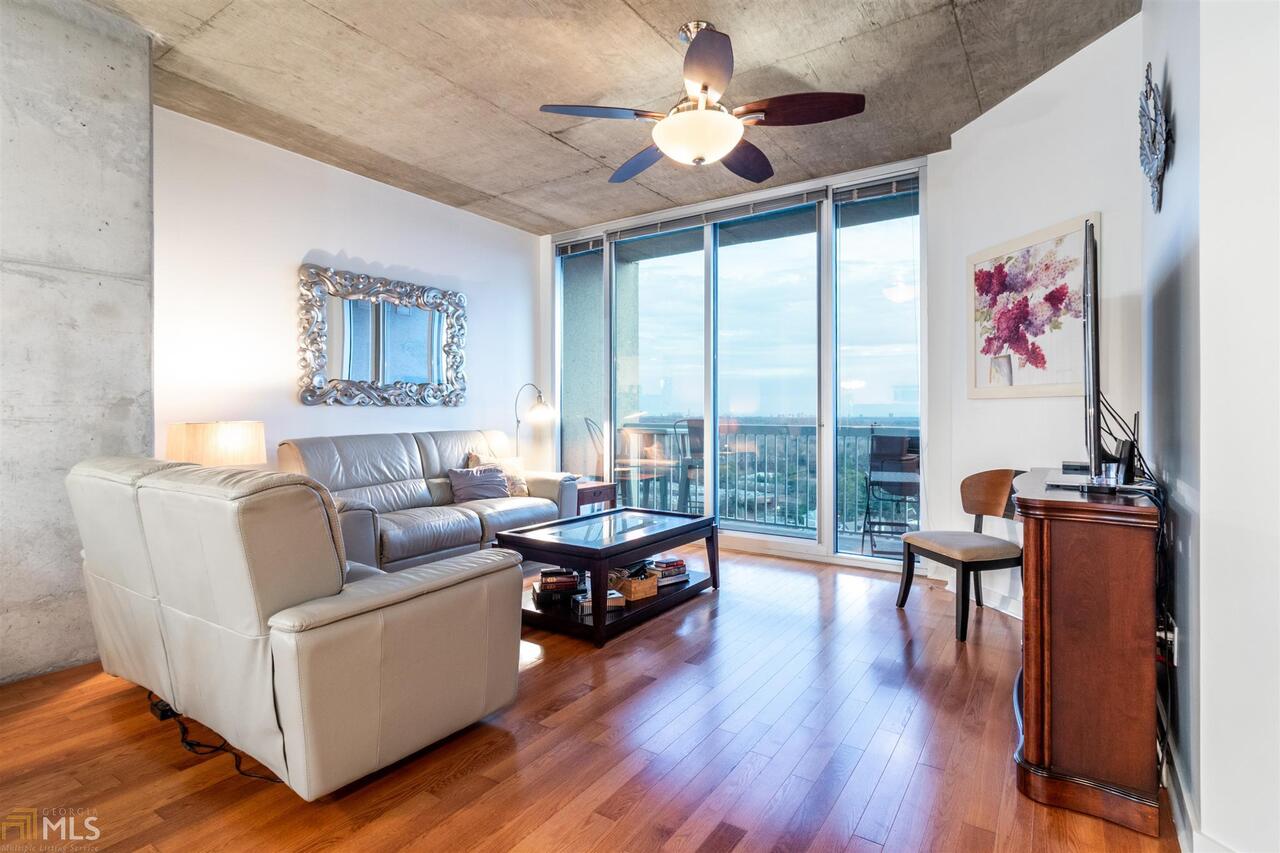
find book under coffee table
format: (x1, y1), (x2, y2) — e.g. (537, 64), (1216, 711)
(496, 508), (719, 647)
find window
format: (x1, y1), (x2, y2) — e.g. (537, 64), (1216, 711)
(715, 205), (819, 537)
(834, 178), (922, 556)
(554, 168), (923, 563)
(612, 229), (704, 511)
(557, 246), (606, 480)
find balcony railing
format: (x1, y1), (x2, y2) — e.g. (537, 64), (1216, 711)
(614, 419), (920, 557)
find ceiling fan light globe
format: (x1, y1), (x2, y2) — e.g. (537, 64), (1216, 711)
(651, 108), (743, 166)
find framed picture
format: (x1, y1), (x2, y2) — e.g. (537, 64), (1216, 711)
(967, 213), (1097, 399)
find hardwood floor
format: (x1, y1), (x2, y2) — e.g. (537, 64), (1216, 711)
(0, 548), (1179, 852)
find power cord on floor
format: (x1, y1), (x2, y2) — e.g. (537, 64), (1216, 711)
(147, 692), (282, 784)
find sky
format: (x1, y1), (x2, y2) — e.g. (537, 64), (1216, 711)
(619, 208), (920, 423)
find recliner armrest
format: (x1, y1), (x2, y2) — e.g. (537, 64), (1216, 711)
(334, 497), (376, 514)
(269, 548), (522, 633)
(343, 560), (384, 583)
(333, 497), (379, 567)
(525, 471), (579, 517)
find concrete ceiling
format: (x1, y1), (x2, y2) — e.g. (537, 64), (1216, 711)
(93, 0), (1139, 235)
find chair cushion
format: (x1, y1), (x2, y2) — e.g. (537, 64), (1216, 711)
(379, 506), (483, 562)
(902, 530), (1021, 562)
(455, 497), (558, 541)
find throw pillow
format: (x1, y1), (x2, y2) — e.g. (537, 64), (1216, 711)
(447, 466), (510, 502)
(465, 452), (529, 497)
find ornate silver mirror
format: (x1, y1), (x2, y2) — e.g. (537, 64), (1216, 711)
(298, 264), (466, 406)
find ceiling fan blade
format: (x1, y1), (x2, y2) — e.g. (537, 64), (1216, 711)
(733, 92), (866, 126)
(610, 145), (665, 183)
(683, 29), (734, 100)
(721, 139), (774, 183)
(540, 104), (664, 121)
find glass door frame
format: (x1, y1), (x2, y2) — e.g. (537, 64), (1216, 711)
(551, 158), (927, 571)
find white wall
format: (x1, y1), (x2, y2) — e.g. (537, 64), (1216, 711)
(1141, 0), (1202, 844)
(922, 16), (1145, 615)
(1196, 2), (1280, 850)
(154, 108), (551, 469)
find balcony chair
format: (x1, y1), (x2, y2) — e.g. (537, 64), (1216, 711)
(860, 433), (920, 556)
(601, 419), (675, 509)
(896, 468), (1023, 641)
(674, 417), (705, 514)
(584, 416), (605, 480)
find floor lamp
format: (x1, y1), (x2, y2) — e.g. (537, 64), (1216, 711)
(513, 383), (553, 457)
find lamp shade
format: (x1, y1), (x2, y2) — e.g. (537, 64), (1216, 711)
(166, 421), (267, 466)
(526, 398), (555, 423)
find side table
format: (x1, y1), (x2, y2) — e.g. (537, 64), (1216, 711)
(576, 480), (617, 513)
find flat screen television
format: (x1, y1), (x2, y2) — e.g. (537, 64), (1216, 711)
(1085, 219), (1140, 490)
(1082, 219), (1104, 480)
(1049, 218), (1133, 493)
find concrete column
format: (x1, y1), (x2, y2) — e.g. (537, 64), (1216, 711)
(0, 0), (153, 682)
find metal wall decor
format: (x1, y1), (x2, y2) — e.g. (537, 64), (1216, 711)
(297, 263), (467, 406)
(1139, 62), (1173, 213)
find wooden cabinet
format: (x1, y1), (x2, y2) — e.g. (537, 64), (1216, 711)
(1012, 469), (1161, 836)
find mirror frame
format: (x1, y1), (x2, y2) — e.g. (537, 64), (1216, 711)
(297, 263), (467, 406)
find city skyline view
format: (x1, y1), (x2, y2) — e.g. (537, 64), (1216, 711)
(619, 205), (920, 424)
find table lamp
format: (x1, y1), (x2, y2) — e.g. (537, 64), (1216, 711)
(166, 421), (267, 467)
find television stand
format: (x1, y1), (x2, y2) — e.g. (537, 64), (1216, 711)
(1012, 468), (1161, 835)
(1043, 472), (1118, 495)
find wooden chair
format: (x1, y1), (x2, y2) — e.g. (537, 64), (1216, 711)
(896, 468), (1023, 641)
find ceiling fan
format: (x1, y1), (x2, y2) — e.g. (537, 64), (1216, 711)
(541, 21), (866, 184)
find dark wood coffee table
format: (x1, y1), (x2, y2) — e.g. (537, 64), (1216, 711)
(496, 508), (718, 647)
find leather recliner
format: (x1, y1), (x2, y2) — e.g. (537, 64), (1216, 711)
(278, 429), (578, 571)
(66, 456), (195, 705)
(66, 458), (523, 801)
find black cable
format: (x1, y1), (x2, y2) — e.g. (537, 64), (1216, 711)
(1100, 393), (1156, 481)
(147, 693), (282, 784)
(1094, 396), (1176, 779)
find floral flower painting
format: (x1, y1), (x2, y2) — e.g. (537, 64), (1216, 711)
(967, 215), (1093, 398)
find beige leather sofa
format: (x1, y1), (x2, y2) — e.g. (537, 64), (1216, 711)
(278, 429), (578, 571)
(66, 457), (523, 801)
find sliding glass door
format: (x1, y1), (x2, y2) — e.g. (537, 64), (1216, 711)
(715, 206), (819, 537)
(834, 179), (922, 556)
(612, 229), (704, 511)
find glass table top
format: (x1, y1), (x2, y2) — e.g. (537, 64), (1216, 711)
(513, 510), (699, 550)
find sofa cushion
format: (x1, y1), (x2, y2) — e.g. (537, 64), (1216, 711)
(379, 506), (483, 562)
(455, 496), (558, 541)
(414, 430), (512, 478)
(278, 433), (431, 512)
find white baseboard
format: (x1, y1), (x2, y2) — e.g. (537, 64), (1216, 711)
(1164, 741), (1235, 852)
(715, 531), (903, 574)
